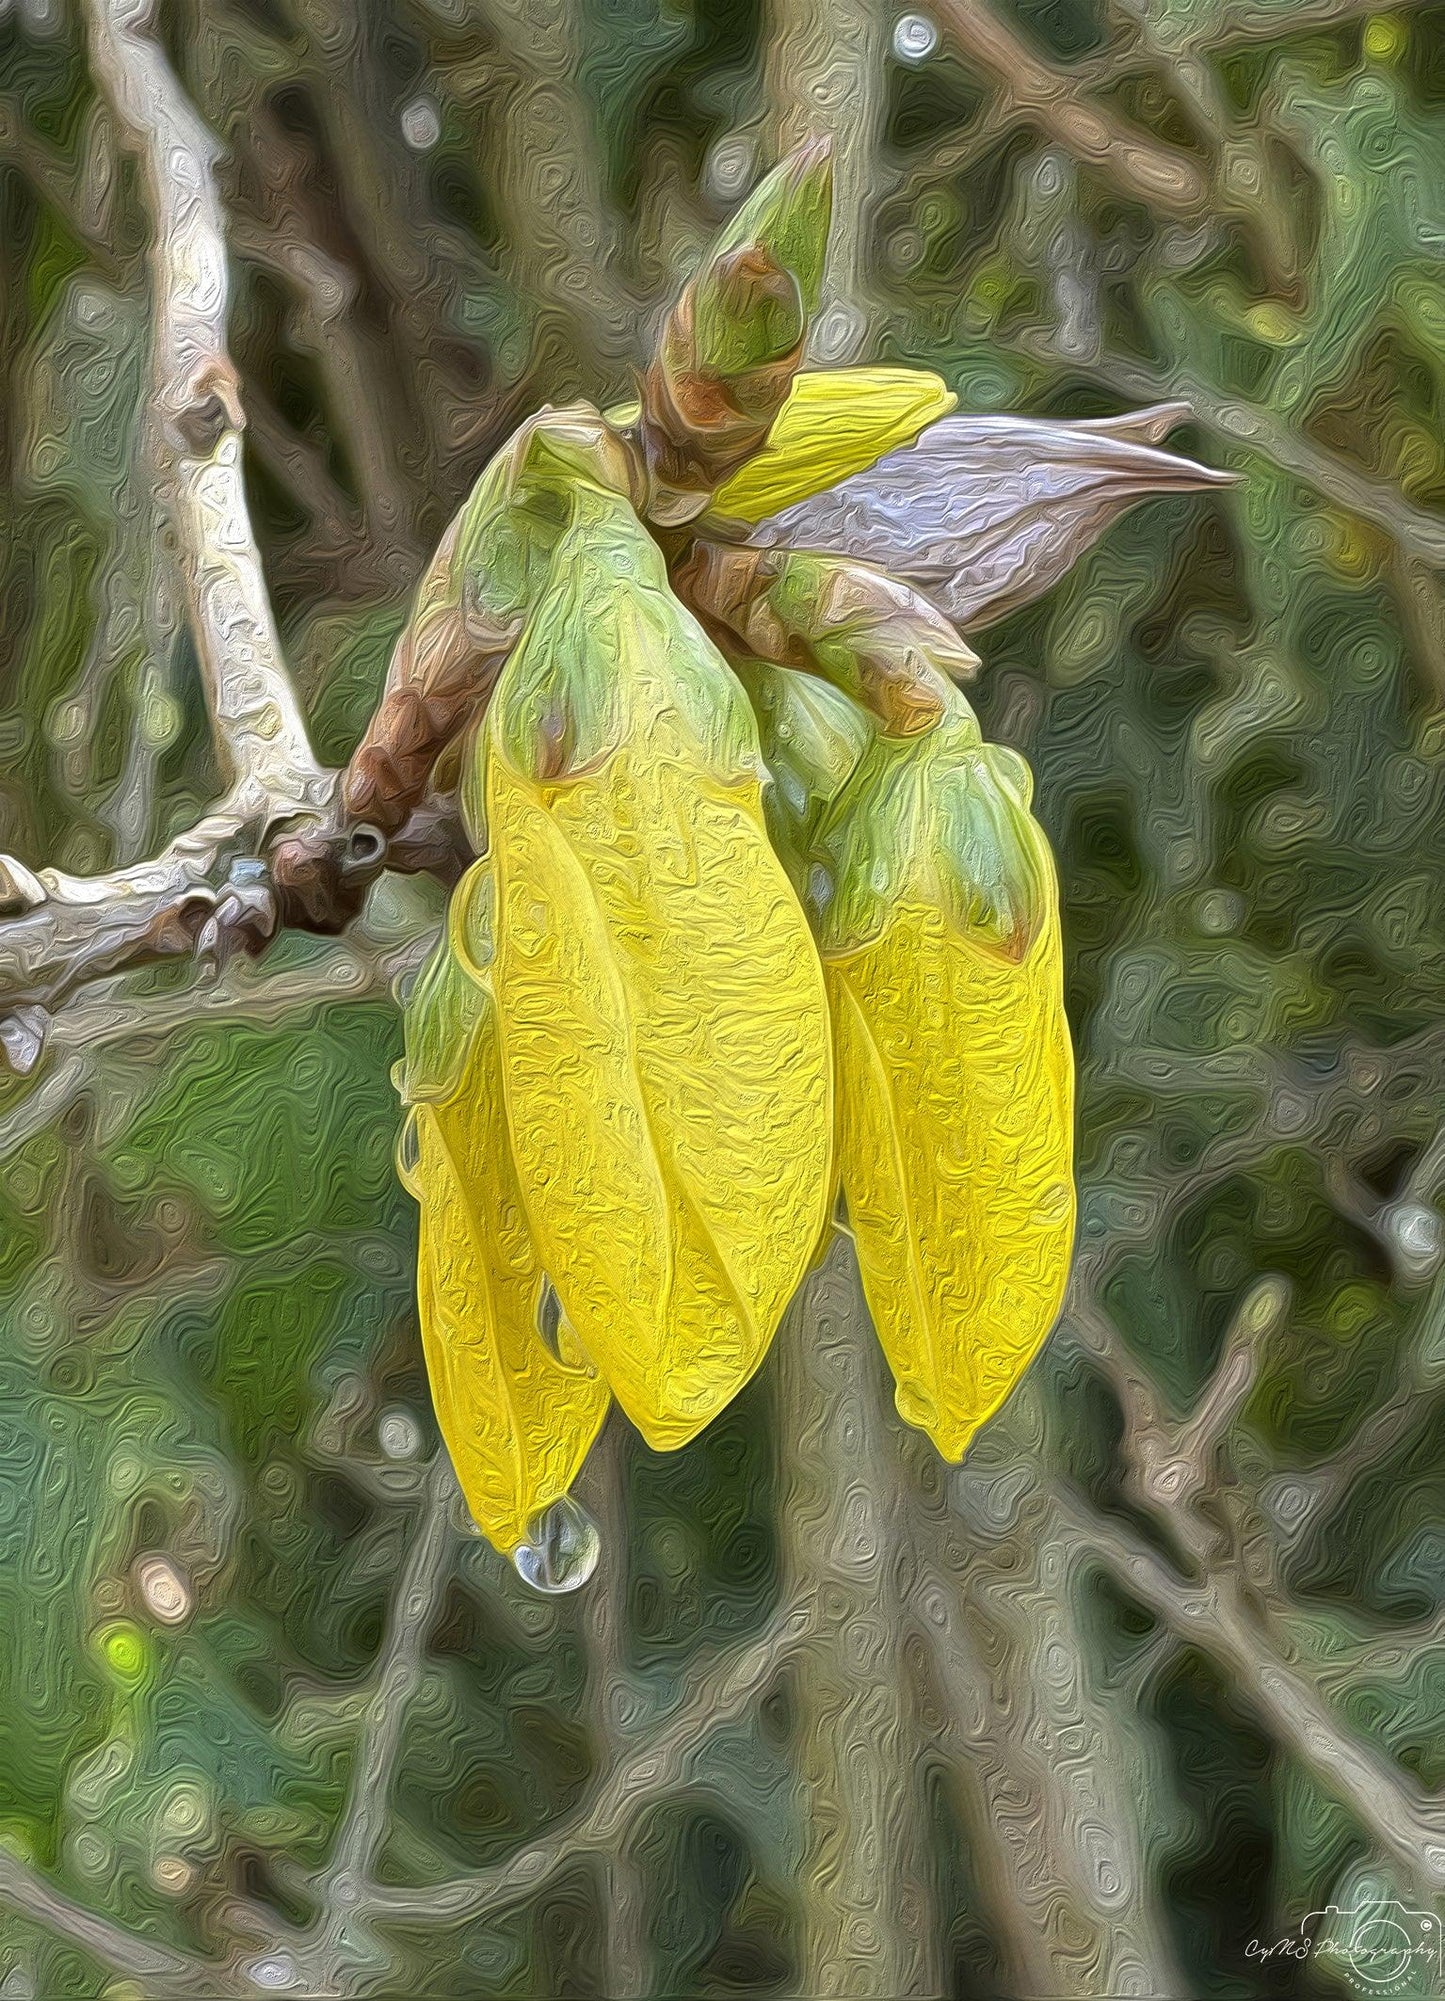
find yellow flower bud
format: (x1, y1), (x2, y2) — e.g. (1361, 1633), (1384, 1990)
(397, 872), (608, 1553)
(480, 490), (834, 1448)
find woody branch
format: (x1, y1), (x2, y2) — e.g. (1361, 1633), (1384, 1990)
(0, 0), (475, 1065)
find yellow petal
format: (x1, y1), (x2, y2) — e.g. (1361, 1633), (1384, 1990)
(401, 976), (608, 1554)
(484, 511), (834, 1450)
(829, 895), (1075, 1459)
(489, 748), (834, 1448)
(708, 367), (957, 526)
(485, 754), (678, 1406)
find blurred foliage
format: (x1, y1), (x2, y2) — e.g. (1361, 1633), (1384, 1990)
(2, 0), (1445, 1993)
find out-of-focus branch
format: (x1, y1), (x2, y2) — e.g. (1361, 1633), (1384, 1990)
(0, 924), (435, 1168)
(578, 1421), (652, 1998)
(243, 378), (368, 555)
(1057, 1276), (1445, 1900)
(1019, 335), (1445, 568)
(222, 93), (426, 574)
(909, 1437), (1182, 1998)
(1077, 1031), (1445, 1298)
(0, 1849), (238, 1995)
(1103, 0), (1298, 284)
(1067, 1282), (1283, 1559)
(359, 1607), (812, 1924)
(1192, 0), (1430, 48)
(763, 0), (886, 359)
(1269, 1256), (1445, 1550)
(1051, 1482), (1445, 1899)
(0, 98), (124, 280)
(931, 0), (1209, 216)
(773, 1246), (942, 1998)
(280, 0), (506, 481)
(87, 0), (326, 820)
(472, 0), (634, 371)
(302, 1454), (457, 1992)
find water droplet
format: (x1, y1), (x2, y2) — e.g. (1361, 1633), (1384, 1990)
(707, 134), (755, 201)
(811, 298), (865, 363)
(893, 11), (938, 63)
(378, 1408), (423, 1461)
(535, 1279), (565, 1361)
(1387, 1202), (1444, 1277)
(513, 1497), (600, 1594)
(135, 1554), (192, 1625)
(400, 95), (441, 151)
(244, 1953), (301, 1992)
(807, 863), (835, 915)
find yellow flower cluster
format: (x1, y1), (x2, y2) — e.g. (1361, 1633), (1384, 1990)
(394, 369), (1075, 1565)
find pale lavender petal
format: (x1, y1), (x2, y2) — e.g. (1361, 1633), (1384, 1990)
(748, 406), (1237, 630)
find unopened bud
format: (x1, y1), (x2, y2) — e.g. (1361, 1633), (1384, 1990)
(691, 245), (805, 386)
(706, 137), (833, 320)
(638, 140), (834, 523)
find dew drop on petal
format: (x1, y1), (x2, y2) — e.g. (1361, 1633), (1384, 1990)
(535, 1278), (599, 1377)
(535, 1278), (560, 1356)
(513, 1496), (601, 1594)
(894, 1379), (939, 1432)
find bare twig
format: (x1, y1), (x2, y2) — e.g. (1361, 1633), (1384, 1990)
(301, 1455), (458, 1991)
(1050, 1481), (1445, 1898)
(87, 0), (326, 819)
(932, 0), (1209, 216)
(0, 1848), (237, 1995)
(0, 0), (367, 1055)
(0, 36), (478, 1039)
(0, 808), (269, 1026)
(357, 1607), (811, 1925)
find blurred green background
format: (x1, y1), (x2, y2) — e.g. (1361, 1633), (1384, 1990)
(1, 0), (1444, 1993)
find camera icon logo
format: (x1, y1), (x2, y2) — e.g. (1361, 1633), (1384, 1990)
(1303, 1902), (1443, 1993)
